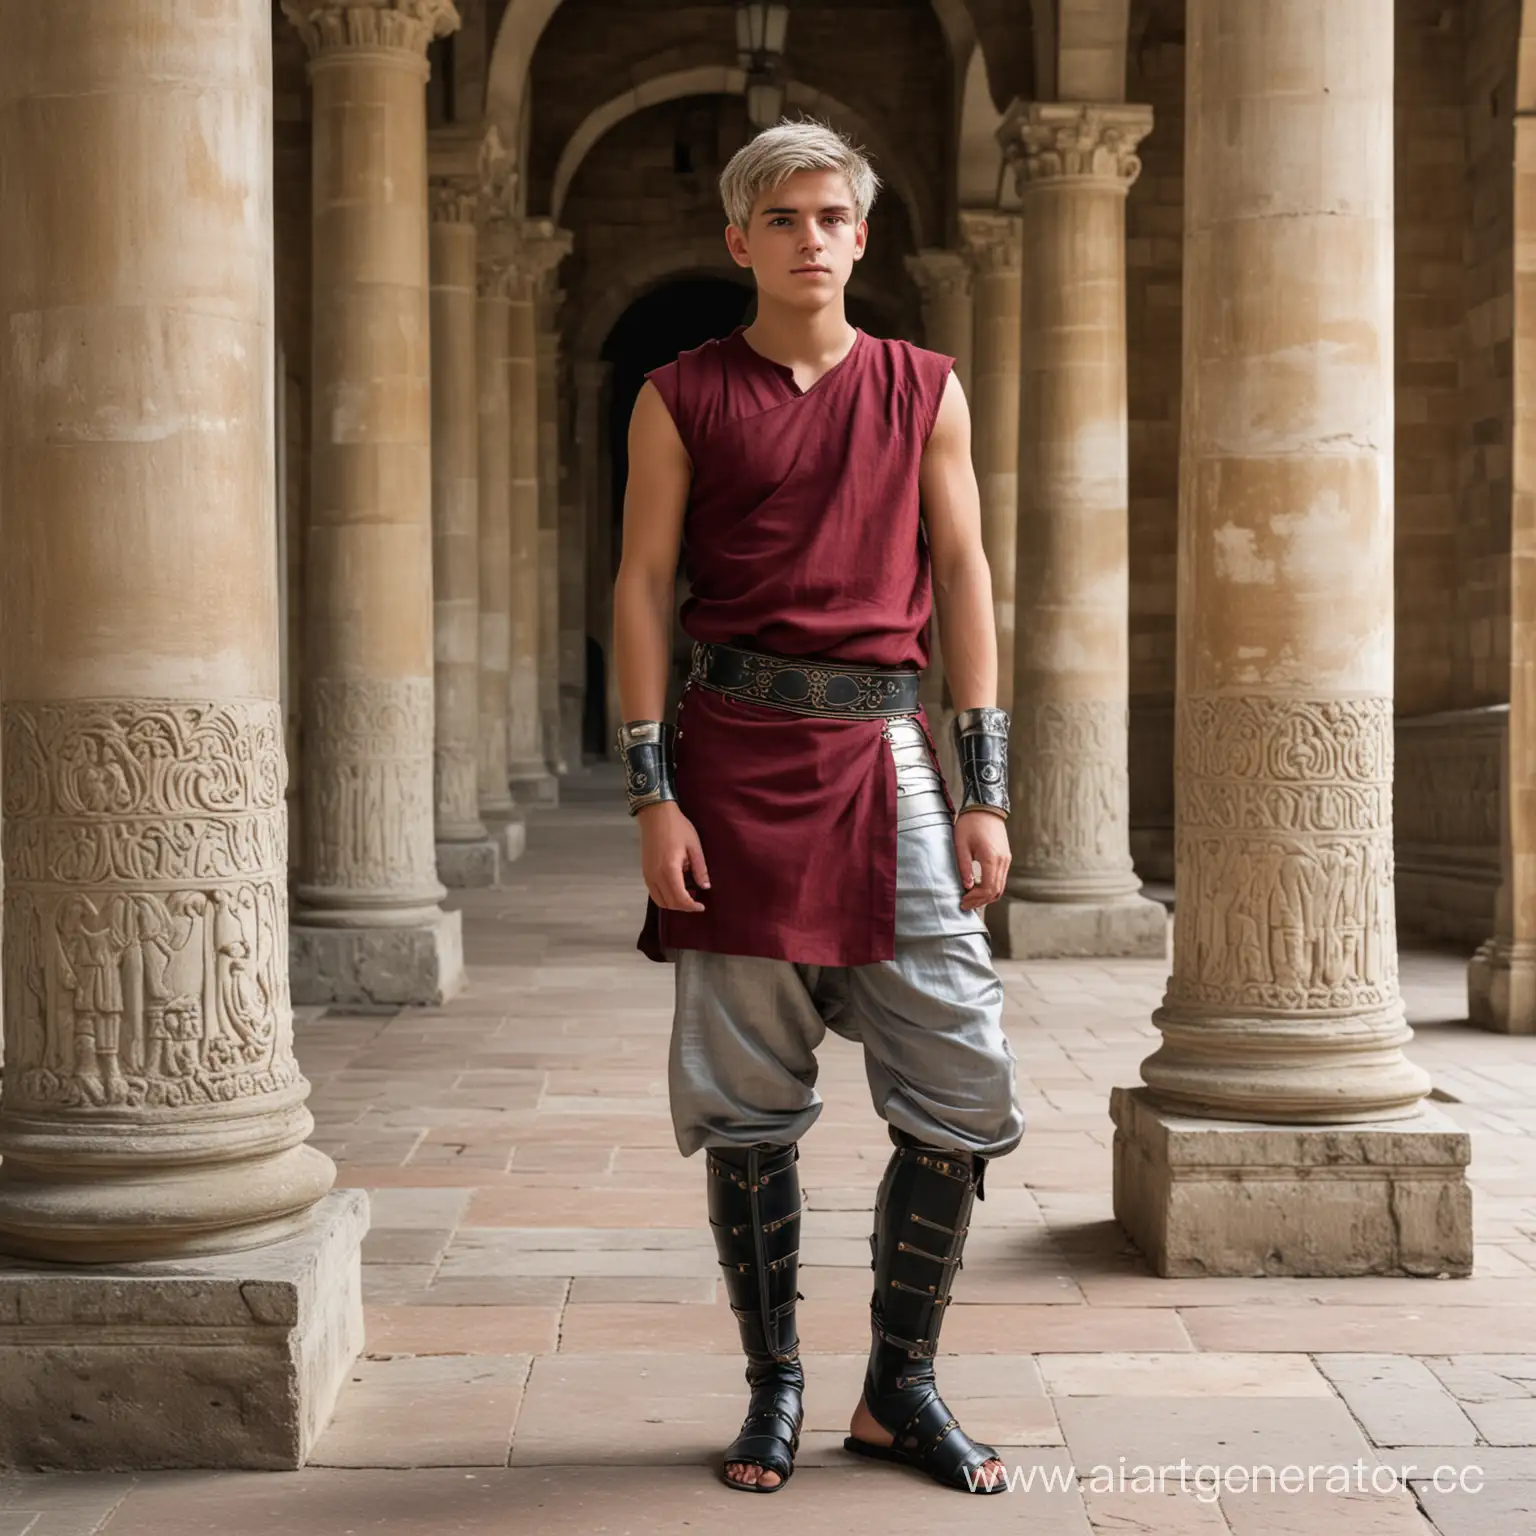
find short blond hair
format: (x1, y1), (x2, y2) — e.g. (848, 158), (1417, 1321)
(719, 119), (881, 232)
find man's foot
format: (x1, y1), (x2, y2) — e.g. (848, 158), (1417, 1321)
(719, 1368), (802, 1492)
(724, 1459), (782, 1490)
(849, 1394), (1006, 1491)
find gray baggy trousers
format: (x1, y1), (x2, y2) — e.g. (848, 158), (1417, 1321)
(668, 717), (1024, 1159)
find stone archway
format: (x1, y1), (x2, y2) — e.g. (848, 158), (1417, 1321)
(550, 70), (931, 248)
(487, 0), (997, 221)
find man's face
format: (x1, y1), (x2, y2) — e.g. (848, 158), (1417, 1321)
(726, 168), (867, 309)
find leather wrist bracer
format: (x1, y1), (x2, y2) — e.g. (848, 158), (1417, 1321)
(617, 720), (678, 816)
(952, 707), (1010, 818)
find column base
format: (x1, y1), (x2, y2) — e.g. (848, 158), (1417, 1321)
(989, 892), (1168, 959)
(0, 1189), (367, 1470)
(480, 805), (527, 866)
(1468, 938), (1536, 1034)
(290, 909), (464, 1007)
(508, 770), (559, 808)
(436, 837), (501, 889)
(1110, 1085), (1473, 1278)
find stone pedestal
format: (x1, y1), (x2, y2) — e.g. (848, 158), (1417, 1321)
(1110, 0), (1465, 1273)
(1111, 1089), (1472, 1278)
(0, 1191), (368, 1470)
(958, 210), (1023, 709)
(290, 910), (463, 1009)
(994, 103), (1166, 961)
(1469, 938), (1536, 1035)
(991, 893), (1168, 960)
(285, 0), (465, 1003)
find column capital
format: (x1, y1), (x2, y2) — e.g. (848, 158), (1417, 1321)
(998, 100), (1153, 194)
(429, 177), (479, 225)
(957, 209), (1023, 276)
(521, 219), (574, 284)
(478, 220), (571, 304)
(430, 122), (517, 230)
(904, 248), (972, 304)
(281, 0), (460, 64)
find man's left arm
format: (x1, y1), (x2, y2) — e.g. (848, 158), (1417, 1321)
(919, 371), (1012, 912)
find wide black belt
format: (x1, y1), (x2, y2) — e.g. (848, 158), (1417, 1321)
(688, 641), (921, 720)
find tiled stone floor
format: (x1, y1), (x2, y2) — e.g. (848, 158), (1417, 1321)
(8, 768), (1536, 1533)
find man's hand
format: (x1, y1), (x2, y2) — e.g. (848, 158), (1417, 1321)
(638, 802), (711, 912)
(955, 809), (1010, 911)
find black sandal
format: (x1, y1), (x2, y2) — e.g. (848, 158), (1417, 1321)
(722, 1357), (803, 1491)
(706, 1143), (805, 1493)
(843, 1133), (1005, 1494)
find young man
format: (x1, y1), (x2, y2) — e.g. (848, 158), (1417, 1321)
(613, 120), (1022, 1496)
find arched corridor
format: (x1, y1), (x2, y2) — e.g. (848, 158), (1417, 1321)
(2, 0), (1536, 1527)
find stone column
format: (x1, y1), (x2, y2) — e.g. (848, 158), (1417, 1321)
(1110, 0), (1470, 1278)
(284, 0), (465, 1007)
(905, 248), (974, 788)
(577, 360), (614, 757)
(957, 210), (1023, 709)
(535, 293), (565, 778)
(558, 376), (589, 771)
(505, 221), (570, 807)
(1470, 110), (1536, 1032)
(0, 0), (363, 1468)
(905, 248), (974, 394)
(427, 151), (496, 888)
(475, 241), (526, 863)
(993, 102), (1166, 960)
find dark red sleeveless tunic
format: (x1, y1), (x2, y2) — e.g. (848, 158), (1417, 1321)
(638, 327), (954, 966)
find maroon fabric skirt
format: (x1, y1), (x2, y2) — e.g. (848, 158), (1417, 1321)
(638, 683), (936, 967)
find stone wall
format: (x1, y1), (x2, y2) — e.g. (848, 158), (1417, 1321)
(1454, 0), (1519, 706)
(274, 7), (313, 868)
(1125, 0), (1184, 879)
(1394, 707), (1504, 945)
(1395, 0), (1467, 717)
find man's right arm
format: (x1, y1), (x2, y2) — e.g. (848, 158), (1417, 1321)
(613, 380), (710, 912)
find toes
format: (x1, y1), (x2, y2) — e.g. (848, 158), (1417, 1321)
(758, 1470), (782, 1489)
(725, 1461), (760, 1487)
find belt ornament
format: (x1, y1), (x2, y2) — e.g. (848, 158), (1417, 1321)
(688, 641), (921, 720)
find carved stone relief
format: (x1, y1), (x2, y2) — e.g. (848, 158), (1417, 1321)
(281, 0), (460, 60)
(1, 701), (300, 1111)
(1167, 695), (1399, 1012)
(1014, 699), (1133, 877)
(956, 211), (1023, 277)
(999, 101), (1153, 190)
(305, 677), (438, 894)
(434, 744), (481, 831)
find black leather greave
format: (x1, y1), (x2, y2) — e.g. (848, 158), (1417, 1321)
(865, 1131), (986, 1431)
(706, 1142), (805, 1475)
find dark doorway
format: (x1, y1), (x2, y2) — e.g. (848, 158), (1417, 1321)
(583, 634), (607, 759)
(602, 275), (754, 547)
